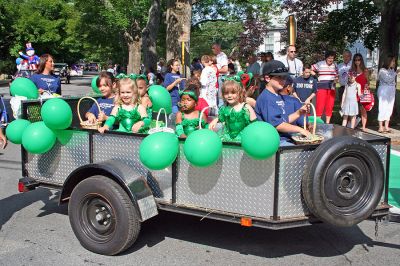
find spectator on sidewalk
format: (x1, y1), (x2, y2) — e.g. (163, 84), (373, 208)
(279, 45), (303, 78)
(211, 43), (228, 106)
(246, 54), (260, 78)
(312, 51), (338, 124)
(352, 53), (370, 131)
(293, 64), (317, 104)
(163, 59), (186, 114)
(338, 50), (352, 101)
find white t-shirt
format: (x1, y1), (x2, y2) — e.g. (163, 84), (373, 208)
(279, 57), (303, 77)
(216, 52), (228, 73)
(200, 66), (218, 107)
(338, 61), (352, 86)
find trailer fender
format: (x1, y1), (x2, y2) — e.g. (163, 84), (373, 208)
(59, 160), (158, 221)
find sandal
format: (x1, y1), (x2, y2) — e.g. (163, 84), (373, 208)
(378, 129), (385, 133)
(385, 129), (392, 133)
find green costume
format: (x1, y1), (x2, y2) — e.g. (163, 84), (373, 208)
(175, 112), (207, 137)
(218, 104), (252, 142)
(105, 105), (149, 133)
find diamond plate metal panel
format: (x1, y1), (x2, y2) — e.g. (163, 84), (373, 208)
(372, 143), (388, 202)
(25, 130), (90, 185)
(92, 134), (173, 201)
(176, 144), (275, 218)
(278, 149), (313, 218)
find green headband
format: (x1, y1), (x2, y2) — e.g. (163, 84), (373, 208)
(179, 90), (198, 101)
(225, 75), (241, 83)
(116, 73), (149, 84)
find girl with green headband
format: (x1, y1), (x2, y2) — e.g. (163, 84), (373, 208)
(175, 85), (207, 138)
(98, 78), (150, 134)
(209, 79), (257, 142)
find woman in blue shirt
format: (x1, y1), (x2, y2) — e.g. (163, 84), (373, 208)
(163, 59), (186, 113)
(30, 54), (61, 95)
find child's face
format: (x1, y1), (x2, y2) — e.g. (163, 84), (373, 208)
(136, 79), (148, 97)
(119, 85), (134, 105)
(268, 76), (287, 91)
(99, 78), (113, 98)
(180, 94), (196, 111)
(223, 89), (239, 105)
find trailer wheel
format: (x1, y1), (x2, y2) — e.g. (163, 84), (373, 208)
(302, 136), (384, 227)
(68, 175), (140, 255)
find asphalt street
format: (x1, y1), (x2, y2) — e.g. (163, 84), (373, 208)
(0, 76), (400, 265)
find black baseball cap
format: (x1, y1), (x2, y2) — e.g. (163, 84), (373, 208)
(262, 60), (291, 76)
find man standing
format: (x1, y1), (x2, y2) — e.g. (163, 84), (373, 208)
(255, 60), (311, 145)
(337, 50), (352, 101)
(279, 45), (303, 78)
(246, 54), (260, 77)
(211, 43), (228, 106)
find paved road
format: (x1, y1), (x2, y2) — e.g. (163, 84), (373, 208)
(1, 77), (400, 265)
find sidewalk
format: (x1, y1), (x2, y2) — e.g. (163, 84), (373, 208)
(362, 125), (400, 145)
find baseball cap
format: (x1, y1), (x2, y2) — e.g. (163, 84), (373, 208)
(262, 60), (291, 76)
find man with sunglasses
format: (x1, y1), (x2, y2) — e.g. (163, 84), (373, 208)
(255, 60), (311, 145)
(279, 45), (303, 78)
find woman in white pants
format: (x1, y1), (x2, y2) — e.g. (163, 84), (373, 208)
(377, 56), (397, 133)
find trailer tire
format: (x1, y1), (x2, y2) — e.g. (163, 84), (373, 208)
(68, 175), (140, 255)
(302, 136), (384, 227)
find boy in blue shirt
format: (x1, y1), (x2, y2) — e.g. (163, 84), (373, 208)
(293, 63), (317, 104)
(255, 60), (311, 144)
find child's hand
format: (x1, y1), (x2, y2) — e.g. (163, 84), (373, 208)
(208, 119), (218, 130)
(298, 104), (309, 115)
(97, 111), (107, 122)
(87, 113), (97, 123)
(98, 126), (108, 134)
(299, 128), (312, 139)
(132, 121), (144, 133)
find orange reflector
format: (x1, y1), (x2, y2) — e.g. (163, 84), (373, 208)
(240, 217), (252, 227)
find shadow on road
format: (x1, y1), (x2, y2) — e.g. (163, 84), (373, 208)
(121, 211), (400, 258)
(0, 188), (53, 231)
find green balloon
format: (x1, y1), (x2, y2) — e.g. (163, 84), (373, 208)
(5, 119), (31, 144)
(91, 76), (101, 94)
(54, 129), (73, 145)
(309, 116), (325, 124)
(241, 121), (280, 160)
(41, 98), (72, 129)
(22, 121), (57, 154)
(139, 132), (179, 170)
(10, 77), (39, 99)
(184, 129), (222, 167)
(148, 85), (172, 114)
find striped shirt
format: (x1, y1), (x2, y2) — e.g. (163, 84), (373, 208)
(312, 60), (338, 89)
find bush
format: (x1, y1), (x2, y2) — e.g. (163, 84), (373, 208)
(0, 60), (15, 75)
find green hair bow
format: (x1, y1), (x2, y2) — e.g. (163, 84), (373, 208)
(116, 73), (137, 80)
(179, 90), (198, 101)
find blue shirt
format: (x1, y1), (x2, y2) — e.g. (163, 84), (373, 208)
(88, 97), (114, 117)
(281, 95), (307, 127)
(163, 73), (185, 107)
(293, 76), (317, 102)
(30, 73), (61, 94)
(255, 89), (288, 127)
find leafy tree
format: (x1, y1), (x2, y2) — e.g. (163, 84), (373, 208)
(281, 0), (337, 64)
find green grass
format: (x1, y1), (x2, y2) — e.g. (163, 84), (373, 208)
(389, 151), (400, 208)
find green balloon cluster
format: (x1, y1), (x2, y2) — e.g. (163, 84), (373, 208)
(309, 116), (325, 124)
(184, 129), (222, 167)
(5, 119), (31, 144)
(139, 132), (179, 170)
(91, 76), (101, 94)
(41, 98), (72, 130)
(22, 122), (57, 154)
(148, 85), (172, 114)
(241, 121), (280, 160)
(10, 78), (39, 99)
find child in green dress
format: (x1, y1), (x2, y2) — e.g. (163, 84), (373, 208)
(175, 85), (207, 138)
(98, 78), (150, 133)
(209, 79), (257, 142)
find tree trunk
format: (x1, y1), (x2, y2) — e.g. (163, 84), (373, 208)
(166, 0), (192, 76)
(377, 0), (400, 68)
(142, 0), (161, 72)
(125, 21), (142, 74)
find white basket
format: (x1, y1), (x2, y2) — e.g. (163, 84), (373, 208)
(148, 108), (175, 134)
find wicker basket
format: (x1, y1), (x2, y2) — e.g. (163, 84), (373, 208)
(291, 102), (324, 145)
(77, 96), (102, 130)
(148, 108), (175, 134)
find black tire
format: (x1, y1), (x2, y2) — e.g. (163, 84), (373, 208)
(68, 176), (140, 255)
(302, 136), (384, 227)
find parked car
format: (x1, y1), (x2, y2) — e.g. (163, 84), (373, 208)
(87, 62), (99, 72)
(54, 63), (71, 84)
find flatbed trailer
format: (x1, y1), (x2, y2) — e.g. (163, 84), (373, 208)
(18, 97), (391, 255)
